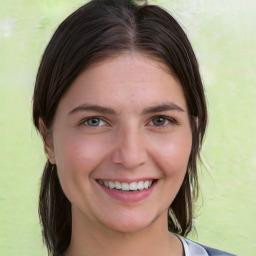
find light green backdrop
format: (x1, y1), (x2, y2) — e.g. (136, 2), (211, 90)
(0, 0), (255, 255)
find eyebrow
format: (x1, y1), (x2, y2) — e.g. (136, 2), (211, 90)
(68, 102), (185, 116)
(68, 104), (117, 115)
(141, 102), (185, 114)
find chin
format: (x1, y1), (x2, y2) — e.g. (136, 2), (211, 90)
(99, 211), (160, 234)
(106, 221), (150, 234)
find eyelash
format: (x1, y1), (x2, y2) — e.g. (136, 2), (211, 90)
(80, 117), (109, 127)
(80, 115), (179, 128)
(148, 115), (179, 128)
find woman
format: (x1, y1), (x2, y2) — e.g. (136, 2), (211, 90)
(33, 0), (236, 255)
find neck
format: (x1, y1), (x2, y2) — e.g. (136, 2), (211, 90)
(65, 208), (183, 256)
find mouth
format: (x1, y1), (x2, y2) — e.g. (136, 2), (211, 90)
(97, 179), (156, 192)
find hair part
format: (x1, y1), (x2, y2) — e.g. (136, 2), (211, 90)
(33, 0), (207, 255)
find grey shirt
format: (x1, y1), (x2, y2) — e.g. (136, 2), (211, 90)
(177, 235), (237, 256)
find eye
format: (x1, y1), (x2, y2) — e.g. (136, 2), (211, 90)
(149, 116), (178, 127)
(82, 117), (107, 127)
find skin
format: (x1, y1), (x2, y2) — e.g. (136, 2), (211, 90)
(40, 53), (192, 256)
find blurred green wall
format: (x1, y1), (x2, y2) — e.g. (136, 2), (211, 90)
(0, 0), (255, 255)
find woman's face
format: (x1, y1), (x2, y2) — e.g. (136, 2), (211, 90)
(43, 54), (192, 233)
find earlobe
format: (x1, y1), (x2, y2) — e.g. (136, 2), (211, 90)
(39, 118), (56, 164)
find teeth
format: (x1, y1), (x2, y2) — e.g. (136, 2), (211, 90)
(137, 181), (144, 190)
(115, 181), (122, 189)
(122, 182), (130, 191)
(144, 180), (150, 189)
(129, 182), (137, 191)
(108, 181), (115, 189)
(103, 181), (109, 188)
(98, 180), (154, 191)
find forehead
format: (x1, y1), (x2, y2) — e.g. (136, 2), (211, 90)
(57, 53), (188, 114)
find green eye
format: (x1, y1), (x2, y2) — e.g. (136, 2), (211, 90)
(152, 116), (167, 126)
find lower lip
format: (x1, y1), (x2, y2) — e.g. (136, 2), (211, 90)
(97, 181), (157, 203)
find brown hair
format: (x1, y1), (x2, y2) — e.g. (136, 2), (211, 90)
(33, 0), (207, 255)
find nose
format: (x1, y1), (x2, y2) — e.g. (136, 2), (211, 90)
(111, 126), (147, 169)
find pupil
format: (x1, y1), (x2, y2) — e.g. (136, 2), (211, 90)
(153, 117), (165, 126)
(88, 118), (99, 126)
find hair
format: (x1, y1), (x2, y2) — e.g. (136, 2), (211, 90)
(32, 0), (207, 255)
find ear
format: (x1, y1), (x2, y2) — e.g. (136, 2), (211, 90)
(39, 118), (56, 164)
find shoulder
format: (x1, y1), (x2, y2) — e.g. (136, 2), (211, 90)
(177, 235), (237, 256)
(196, 242), (237, 256)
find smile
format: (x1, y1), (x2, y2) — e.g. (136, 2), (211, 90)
(96, 179), (157, 203)
(97, 179), (154, 191)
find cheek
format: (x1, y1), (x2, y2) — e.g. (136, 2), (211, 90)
(52, 133), (112, 205)
(149, 132), (192, 176)
(53, 132), (111, 181)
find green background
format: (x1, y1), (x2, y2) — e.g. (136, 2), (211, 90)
(0, 0), (255, 255)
